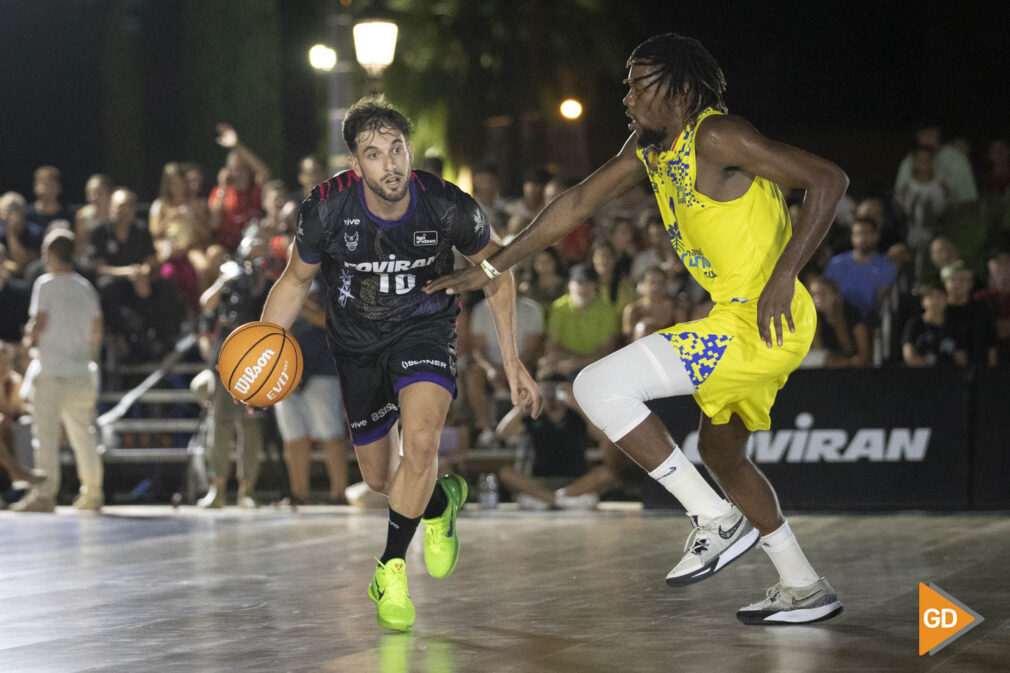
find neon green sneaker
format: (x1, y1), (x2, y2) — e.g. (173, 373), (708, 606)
(422, 474), (468, 578)
(367, 558), (415, 631)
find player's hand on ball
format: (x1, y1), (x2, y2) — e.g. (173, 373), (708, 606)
(757, 272), (796, 348)
(423, 266), (490, 295)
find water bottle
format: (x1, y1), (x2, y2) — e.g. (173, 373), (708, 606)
(478, 473), (499, 510)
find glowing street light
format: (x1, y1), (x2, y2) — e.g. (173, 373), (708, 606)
(353, 20), (399, 77)
(560, 99), (583, 120)
(308, 44), (337, 72)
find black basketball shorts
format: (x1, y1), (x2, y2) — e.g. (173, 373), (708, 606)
(333, 319), (458, 446)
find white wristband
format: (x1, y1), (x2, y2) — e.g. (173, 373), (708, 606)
(480, 259), (502, 279)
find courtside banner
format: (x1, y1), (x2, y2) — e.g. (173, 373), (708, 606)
(650, 367), (972, 509)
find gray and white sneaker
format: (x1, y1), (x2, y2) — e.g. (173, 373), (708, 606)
(666, 508), (759, 586)
(737, 577), (843, 625)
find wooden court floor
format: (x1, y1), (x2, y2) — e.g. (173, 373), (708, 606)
(1, 506), (1007, 672)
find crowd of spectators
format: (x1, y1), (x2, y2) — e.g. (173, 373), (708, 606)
(1, 119), (1009, 509)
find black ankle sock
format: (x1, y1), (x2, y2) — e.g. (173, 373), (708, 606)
(380, 507), (421, 564)
(422, 481), (449, 519)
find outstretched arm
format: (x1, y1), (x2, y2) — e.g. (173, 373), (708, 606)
(424, 134), (645, 295)
(216, 123), (271, 184)
(697, 116), (849, 347)
(466, 236), (543, 419)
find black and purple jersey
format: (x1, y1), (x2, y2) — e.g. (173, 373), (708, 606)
(295, 169), (490, 355)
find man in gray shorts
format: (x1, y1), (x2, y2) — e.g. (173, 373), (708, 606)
(273, 277), (350, 504)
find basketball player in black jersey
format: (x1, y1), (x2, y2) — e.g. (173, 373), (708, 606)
(262, 96), (542, 631)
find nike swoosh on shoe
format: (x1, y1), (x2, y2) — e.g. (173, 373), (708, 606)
(719, 516), (743, 539)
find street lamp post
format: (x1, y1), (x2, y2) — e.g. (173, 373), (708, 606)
(310, 4), (399, 174)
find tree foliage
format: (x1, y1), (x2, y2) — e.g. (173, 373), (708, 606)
(371, 0), (626, 167)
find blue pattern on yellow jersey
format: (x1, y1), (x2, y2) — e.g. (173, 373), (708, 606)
(664, 124), (707, 210)
(661, 331), (733, 388)
(641, 131), (717, 281)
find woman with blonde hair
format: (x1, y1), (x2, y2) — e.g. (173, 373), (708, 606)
(151, 162), (216, 290)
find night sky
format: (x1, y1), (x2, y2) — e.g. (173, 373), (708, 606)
(1, 0), (1007, 203)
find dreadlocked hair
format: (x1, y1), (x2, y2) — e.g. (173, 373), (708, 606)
(342, 94), (414, 154)
(627, 33), (727, 124)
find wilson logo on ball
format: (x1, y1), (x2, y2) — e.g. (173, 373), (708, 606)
(233, 348), (276, 396)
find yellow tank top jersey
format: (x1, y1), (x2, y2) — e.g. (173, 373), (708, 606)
(636, 107), (815, 431)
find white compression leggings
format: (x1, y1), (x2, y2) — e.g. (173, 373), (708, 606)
(572, 333), (695, 443)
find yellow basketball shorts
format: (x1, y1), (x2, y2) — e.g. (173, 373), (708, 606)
(655, 285), (815, 432)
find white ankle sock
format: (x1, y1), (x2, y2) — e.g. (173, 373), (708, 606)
(648, 448), (733, 519)
(761, 521), (819, 587)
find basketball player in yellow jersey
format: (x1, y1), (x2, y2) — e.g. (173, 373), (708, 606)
(427, 34), (850, 625)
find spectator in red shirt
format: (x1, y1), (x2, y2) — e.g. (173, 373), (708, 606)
(208, 123), (271, 252)
(973, 247), (1010, 363)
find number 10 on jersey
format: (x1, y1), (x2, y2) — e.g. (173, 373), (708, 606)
(379, 273), (416, 295)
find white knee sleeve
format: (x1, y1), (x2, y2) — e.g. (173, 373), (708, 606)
(572, 334), (695, 442)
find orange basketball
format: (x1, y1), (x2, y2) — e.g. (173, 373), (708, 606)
(217, 321), (303, 407)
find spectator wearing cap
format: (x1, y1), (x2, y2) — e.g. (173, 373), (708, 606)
(973, 247), (1010, 363)
(902, 284), (966, 367)
(942, 261), (998, 366)
(12, 230), (104, 512)
(824, 216), (896, 323)
(539, 264), (619, 380)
